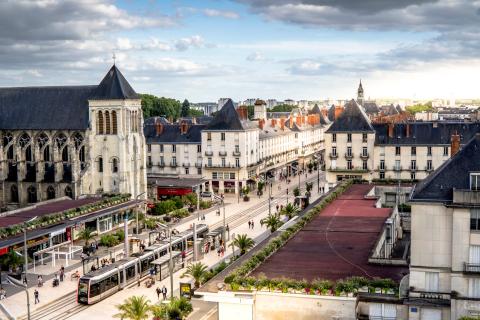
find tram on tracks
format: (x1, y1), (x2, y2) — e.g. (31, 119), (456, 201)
(77, 224), (208, 304)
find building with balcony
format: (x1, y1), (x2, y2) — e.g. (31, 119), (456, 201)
(145, 99), (328, 196)
(409, 133), (480, 319)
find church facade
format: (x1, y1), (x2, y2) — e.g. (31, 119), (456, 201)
(0, 65), (147, 209)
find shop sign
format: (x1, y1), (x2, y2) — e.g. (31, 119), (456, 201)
(157, 187), (192, 196)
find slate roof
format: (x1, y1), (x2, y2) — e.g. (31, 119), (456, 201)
(309, 104), (321, 115)
(380, 104), (400, 116)
(326, 99), (375, 133)
(363, 102), (379, 114)
(373, 122), (480, 145)
(327, 104), (336, 121)
(144, 122), (204, 144)
(0, 86), (94, 130)
(0, 65), (138, 130)
(205, 99), (256, 130)
(92, 65), (139, 100)
(411, 133), (480, 203)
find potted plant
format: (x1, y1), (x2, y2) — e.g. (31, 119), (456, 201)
(242, 186), (251, 201)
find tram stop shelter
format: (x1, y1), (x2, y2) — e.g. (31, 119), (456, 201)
(150, 251), (182, 281)
(33, 240), (83, 272)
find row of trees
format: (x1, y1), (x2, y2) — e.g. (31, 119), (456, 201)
(141, 95), (202, 120)
(115, 296), (192, 320)
(405, 101), (433, 114)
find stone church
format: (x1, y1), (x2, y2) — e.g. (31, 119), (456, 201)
(0, 65), (147, 209)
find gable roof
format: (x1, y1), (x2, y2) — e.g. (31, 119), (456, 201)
(363, 102), (379, 114)
(411, 133), (480, 203)
(144, 123), (205, 144)
(93, 65), (139, 100)
(205, 99), (256, 130)
(0, 85), (95, 130)
(326, 99), (374, 133)
(0, 65), (137, 130)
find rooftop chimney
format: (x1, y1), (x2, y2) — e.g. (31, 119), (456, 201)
(259, 119), (264, 130)
(280, 118), (285, 131)
(451, 131), (460, 157)
(155, 120), (164, 136)
(406, 123), (410, 138)
(180, 121), (189, 135)
(388, 123), (394, 138)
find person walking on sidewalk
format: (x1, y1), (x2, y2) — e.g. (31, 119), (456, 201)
(251, 220), (255, 229)
(162, 285), (167, 300)
(60, 266), (65, 282)
(156, 287), (161, 300)
(248, 220), (251, 229)
(34, 289), (39, 304)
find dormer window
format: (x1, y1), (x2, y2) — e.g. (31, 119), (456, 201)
(471, 173), (480, 191)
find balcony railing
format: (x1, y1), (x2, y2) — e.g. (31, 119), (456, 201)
(233, 150), (241, 156)
(394, 166), (402, 171)
(329, 167), (369, 173)
(409, 166), (417, 171)
(409, 289), (451, 301)
(204, 163), (237, 168)
(464, 262), (480, 273)
(359, 153), (369, 159)
(158, 162), (165, 167)
(329, 153), (338, 159)
(219, 151), (227, 156)
(182, 162), (190, 167)
(453, 189), (480, 205)
(425, 166), (434, 172)
(344, 153), (353, 159)
(195, 162), (202, 168)
(377, 165), (386, 171)
(147, 162), (153, 168)
(170, 161), (177, 167)
(204, 150), (213, 156)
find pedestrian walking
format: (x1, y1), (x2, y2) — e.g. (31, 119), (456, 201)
(162, 285), (167, 300)
(276, 204), (279, 212)
(251, 220), (254, 229)
(248, 220), (251, 229)
(156, 287), (161, 300)
(34, 289), (39, 304)
(37, 275), (43, 287)
(60, 266), (64, 282)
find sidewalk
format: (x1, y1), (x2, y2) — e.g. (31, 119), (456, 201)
(0, 170), (325, 319)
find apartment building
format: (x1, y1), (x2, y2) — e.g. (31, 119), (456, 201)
(145, 99), (327, 197)
(409, 133), (480, 320)
(325, 101), (480, 185)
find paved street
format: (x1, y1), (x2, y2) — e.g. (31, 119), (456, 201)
(0, 170), (325, 320)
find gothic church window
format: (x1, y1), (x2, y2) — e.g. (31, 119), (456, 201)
(62, 147), (69, 162)
(112, 111), (118, 134)
(10, 185), (18, 203)
(105, 111), (111, 134)
(72, 132), (84, 149)
(97, 111), (104, 134)
(65, 186), (73, 198)
(98, 157), (103, 173)
(27, 185), (37, 203)
(55, 134), (67, 149)
(47, 186), (55, 200)
(18, 133), (31, 148)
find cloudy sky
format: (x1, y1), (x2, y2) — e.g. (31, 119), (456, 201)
(1, 0), (480, 102)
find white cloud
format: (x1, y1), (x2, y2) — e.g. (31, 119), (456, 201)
(246, 51), (266, 61)
(203, 9), (240, 19)
(174, 35), (205, 51)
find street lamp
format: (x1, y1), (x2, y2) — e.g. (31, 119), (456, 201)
(24, 216), (37, 320)
(135, 192), (146, 236)
(157, 222), (174, 300)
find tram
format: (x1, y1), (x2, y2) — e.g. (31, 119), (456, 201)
(77, 224), (208, 304)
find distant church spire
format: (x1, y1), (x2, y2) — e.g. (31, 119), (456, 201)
(112, 52), (116, 66)
(357, 79), (364, 106)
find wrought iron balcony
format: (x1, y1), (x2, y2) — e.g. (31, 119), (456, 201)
(233, 150), (241, 156)
(464, 262), (480, 273)
(377, 165), (386, 171)
(393, 166), (402, 171)
(182, 162), (190, 167)
(425, 166), (434, 172)
(344, 153), (353, 159)
(359, 153), (369, 159)
(158, 162), (165, 167)
(204, 150), (213, 156)
(170, 161), (177, 167)
(409, 166), (417, 171)
(195, 162), (202, 168)
(329, 153), (338, 159)
(219, 150), (227, 156)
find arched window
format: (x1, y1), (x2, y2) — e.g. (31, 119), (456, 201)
(27, 185), (37, 203)
(105, 111), (111, 134)
(72, 132), (84, 150)
(43, 145), (50, 162)
(47, 185), (55, 200)
(10, 185), (18, 203)
(112, 158), (119, 173)
(98, 157), (103, 173)
(25, 145), (33, 162)
(36, 133), (49, 149)
(62, 147), (69, 162)
(3, 132), (13, 147)
(6, 145), (14, 160)
(18, 133), (31, 148)
(112, 111), (118, 134)
(97, 111), (104, 134)
(65, 186), (73, 198)
(79, 146), (85, 163)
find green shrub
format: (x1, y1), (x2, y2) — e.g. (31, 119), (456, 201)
(171, 196), (184, 209)
(169, 208), (189, 219)
(200, 200), (212, 209)
(115, 229), (125, 242)
(152, 200), (177, 215)
(99, 234), (120, 247)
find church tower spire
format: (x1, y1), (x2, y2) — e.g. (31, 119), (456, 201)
(357, 79), (364, 106)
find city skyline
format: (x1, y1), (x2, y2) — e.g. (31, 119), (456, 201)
(0, 0), (479, 101)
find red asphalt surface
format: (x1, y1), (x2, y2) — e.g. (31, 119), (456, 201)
(252, 184), (408, 282)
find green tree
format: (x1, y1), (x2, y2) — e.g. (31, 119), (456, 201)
(282, 203), (299, 220)
(0, 250), (23, 272)
(182, 262), (209, 288)
(267, 104), (296, 112)
(181, 99), (190, 117)
(247, 105), (255, 120)
(140, 94), (181, 121)
(188, 108), (204, 117)
(405, 102), (433, 114)
(260, 214), (283, 233)
(114, 295), (151, 320)
(78, 228), (95, 246)
(293, 187), (300, 197)
(232, 234), (255, 255)
(151, 297), (193, 320)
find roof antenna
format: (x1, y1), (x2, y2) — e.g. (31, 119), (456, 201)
(112, 52), (116, 66)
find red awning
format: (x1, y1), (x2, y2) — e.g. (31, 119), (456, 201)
(157, 187), (192, 196)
